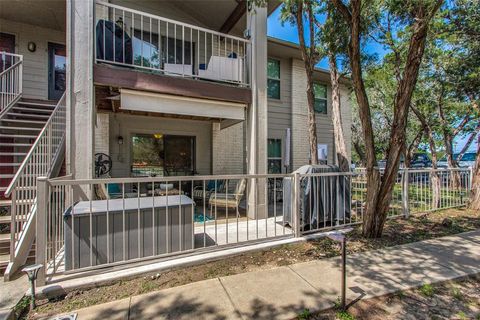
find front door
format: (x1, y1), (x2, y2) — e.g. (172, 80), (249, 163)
(0, 32), (15, 72)
(48, 42), (66, 100)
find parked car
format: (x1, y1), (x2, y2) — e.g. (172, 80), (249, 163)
(410, 153), (432, 168)
(438, 152), (477, 168)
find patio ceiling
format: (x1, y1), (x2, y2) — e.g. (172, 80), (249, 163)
(110, 0), (280, 37)
(0, 0), (65, 31)
(170, 0), (281, 35)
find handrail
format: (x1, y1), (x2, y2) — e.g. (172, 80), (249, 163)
(8, 92), (66, 257)
(0, 52), (23, 113)
(5, 93), (66, 196)
(0, 60), (22, 77)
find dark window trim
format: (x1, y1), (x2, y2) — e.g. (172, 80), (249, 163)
(313, 82), (328, 115)
(267, 58), (281, 100)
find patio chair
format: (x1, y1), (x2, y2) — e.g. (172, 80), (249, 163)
(209, 178), (246, 217)
(192, 180), (225, 201)
(94, 177), (137, 200)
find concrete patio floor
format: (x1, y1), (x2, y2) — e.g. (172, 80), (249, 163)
(52, 229), (480, 320)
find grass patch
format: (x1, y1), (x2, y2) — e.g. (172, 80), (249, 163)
(336, 311), (356, 320)
(298, 308), (312, 319)
(419, 283), (435, 297)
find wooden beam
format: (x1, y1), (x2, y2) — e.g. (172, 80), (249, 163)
(219, 0), (246, 34)
(94, 64), (252, 104)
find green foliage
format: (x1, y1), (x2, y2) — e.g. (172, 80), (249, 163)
(420, 283), (436, 297)
(298, 308), (312, 319)
(336, 310), (356, 320)
(350, 0), (480, 164)
(451, 286), (464, 300)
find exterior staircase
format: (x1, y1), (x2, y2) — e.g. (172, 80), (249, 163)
(0, 98), (57, 274)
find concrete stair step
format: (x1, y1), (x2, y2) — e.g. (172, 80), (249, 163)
(11, 106), (53, 114)
(7, 112), (51, 120)
(0, 163), (21, 167)
(0, 152), (28, 156)
(0, 174), (15, 179)
(0, 199), (11, 206)
(1, 118), (46, 125)
(0, 254), (9, 269)
(0, 234), (9, 244)
(0, 216), (11, 224)
(0, 133), (37, 139)
(0, 143), (32, 147)
(0, 126), (42, 131)
(17, 101), (56, 108)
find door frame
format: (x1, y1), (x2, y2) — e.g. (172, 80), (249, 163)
(48, 42), (66, 100)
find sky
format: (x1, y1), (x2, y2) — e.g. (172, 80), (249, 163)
(266, 6), (478, 154)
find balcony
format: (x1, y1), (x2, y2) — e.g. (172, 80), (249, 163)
(94, 1), (251, 87)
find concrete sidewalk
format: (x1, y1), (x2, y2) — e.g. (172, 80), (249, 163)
(57, 230), (480, 320)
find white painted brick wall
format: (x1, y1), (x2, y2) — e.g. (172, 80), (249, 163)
(94, 113), (110, 155)
(212, 122), (245, 174)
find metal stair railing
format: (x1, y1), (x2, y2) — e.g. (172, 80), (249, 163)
(0, 52), (23, 115)
(5, 92), (66, 264)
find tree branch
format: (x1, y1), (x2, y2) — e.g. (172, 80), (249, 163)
(330, 0), (352, 24)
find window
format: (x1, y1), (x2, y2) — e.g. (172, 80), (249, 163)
(314, 83), (327, 114)
(131, 134), (195, 177)
(267, 58), (280, 99)
(268, 139), (282, 173)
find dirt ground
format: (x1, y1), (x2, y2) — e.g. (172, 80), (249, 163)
(26, 208), (480, 319)
(309, 276), (480, 320)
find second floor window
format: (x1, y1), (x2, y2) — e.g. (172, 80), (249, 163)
(267, 58), (280, 99)
(314, 83), (327, 114)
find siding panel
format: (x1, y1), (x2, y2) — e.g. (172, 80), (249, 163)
(0, 19), (65, 100)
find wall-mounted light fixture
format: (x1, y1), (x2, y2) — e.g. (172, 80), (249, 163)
(27, 41), (36, 53)
(117, 136), (124, 145)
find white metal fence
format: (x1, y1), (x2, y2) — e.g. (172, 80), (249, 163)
(94, 1), (250, 86)
(0, 52), (23, 113)
(6, 93), (66, 260)
(35, 167), (472, 284)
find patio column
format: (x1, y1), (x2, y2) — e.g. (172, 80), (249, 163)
(66, 0), (95, 180)
(246, 4), (268, 219)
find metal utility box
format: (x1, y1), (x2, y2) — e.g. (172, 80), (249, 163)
(64, 195), (194, 270)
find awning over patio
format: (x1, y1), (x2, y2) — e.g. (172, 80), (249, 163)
(120, 89), (246, 121)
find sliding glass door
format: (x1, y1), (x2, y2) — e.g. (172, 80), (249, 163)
(131, 133), (195, 177)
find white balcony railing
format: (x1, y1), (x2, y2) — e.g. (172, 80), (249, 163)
(0, 52), (23, 114)
(94, 1), (250, 86)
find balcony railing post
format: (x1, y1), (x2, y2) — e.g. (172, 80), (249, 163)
(402, 168), (410, 218)
(18, 58), (23, 95)
(36, 177), (49, 286)
(293, 173), (301, 237)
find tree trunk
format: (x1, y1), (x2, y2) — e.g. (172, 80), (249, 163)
(456, 125), (479, 161)
(353, 139), (366, 167)
(306, 74), (319, 165)
(427, 132), (441, 210)
(331, 0), (443, 238)
(411, 105), (440, 209)
(443, 134), (461, 189)
(405, 127), (424, 168)
(328, 53), (350, 172)
(294, 0), (319, 165)
(469, 140), (480, 210)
